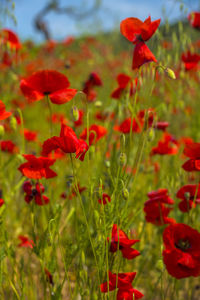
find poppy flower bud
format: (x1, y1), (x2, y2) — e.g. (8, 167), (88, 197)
(164, 67), (176, 80)
(147, 128), (155, 142)
(122, 188), (129, 200)
(156, 259), (164, 271)
(105, 160), (110, 168)
(71, 106), (79, 121)
(94, 101), (102, 108)
(119, 152), (127, 166)
(10, 116), (17, 131)
(0, 125), (5, 138)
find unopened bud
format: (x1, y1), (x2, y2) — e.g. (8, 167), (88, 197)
(164, 67), (176, 80)
(156, 259), (164, 271)
(94, 101), (102, 108)
(0, 125), (5, 138)
(119, 152), (127, 166)
(10, 116), (17, 131)
(122, 188), (129, 200)
(71, 106), (79, 121)
(147, 128), (155, 142)
(105, 160), (110, 168)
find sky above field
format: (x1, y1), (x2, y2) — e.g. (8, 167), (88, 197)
(3, 0), (200, 42)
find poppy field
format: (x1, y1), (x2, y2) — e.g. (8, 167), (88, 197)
(0, 7), (200, 300)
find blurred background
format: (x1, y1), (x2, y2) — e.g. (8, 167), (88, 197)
(1, 0), (200, 42)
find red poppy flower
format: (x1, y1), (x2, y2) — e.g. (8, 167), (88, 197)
(120, 16), (161, 44)
(146, 188), (174, 205)
(176, 184), (200, 212)
(163, 223), (200, 278)
(42, 123), (88, 161)
(144, 201), (175, 226)
(182, 142), (200, 171)
(154, 121), (169, 131)
(151, 133), (178, 156)
(132, 41), (157, 69)
(18, 154), (57, 179)
(98, 193), (111, 205)
(0, 100), (12, 121)
(101, 271), (143, 299)
(45, 268), (54, 285)
(20, 70), (77, 104)
(0, 140), (18, 153)
(23, 180), (49, 206)
(111, 74), (136, 99)
(0, 199), (4, 207)
(120, 16), (160, 69)
(80, 124), (107, 145)
(23, 128), (38, 142)
(0, 29), (21, 50)
(108, 224), (140, 260)
(18, 235), (35, 249)
(188, 12), (200, 30)
(83, 72), (102, 101)
(181, 51), (200, 71)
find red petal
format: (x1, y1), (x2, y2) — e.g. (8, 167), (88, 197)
(132, 42), (157, 70)
(50, 88), (77, 104)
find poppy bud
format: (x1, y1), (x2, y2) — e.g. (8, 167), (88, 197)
(119, 152), (127, 166)
(122, 188), (129, 200)
(164, 67), (176, 80)
(10, 116), (17, 131)
(71, 106), (79, 121)
(0, 125), (5, 138)
(105, 160), (110, 168)
(156, 259), (164, 271)
(147, 128), (155, 142)
(94, 101), (102, 108)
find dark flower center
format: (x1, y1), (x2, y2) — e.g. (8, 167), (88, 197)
(175, 239), (191, 251)
(32, 189), (38, 196)
(44, 91), (50, 95)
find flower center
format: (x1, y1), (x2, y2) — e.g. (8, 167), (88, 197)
(175, 239), (191, 251)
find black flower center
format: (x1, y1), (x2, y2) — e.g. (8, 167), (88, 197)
(175, 239), (191, 251)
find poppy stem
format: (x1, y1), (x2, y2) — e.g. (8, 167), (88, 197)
(46, 95), (53, 137)
(17, 108), (25, 153)
(69, 154), (103, 299)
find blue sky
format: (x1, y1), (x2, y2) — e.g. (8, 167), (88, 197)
(4, 0), (200, 42)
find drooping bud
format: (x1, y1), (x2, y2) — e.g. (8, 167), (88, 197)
(164, 67), (176, 79)
(71, 106), (79, 121)
(147, 128), (155, 142)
